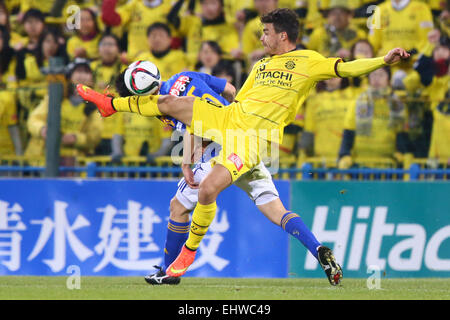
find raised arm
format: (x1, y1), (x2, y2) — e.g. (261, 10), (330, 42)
(336, 48), (410, 78)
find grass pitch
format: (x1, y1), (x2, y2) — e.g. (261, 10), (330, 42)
(0, 277), (449, 300)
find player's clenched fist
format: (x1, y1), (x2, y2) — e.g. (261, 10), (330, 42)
(384, 48), (410, 65)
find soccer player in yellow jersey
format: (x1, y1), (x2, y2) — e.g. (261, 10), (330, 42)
(78, 8), (410, 285)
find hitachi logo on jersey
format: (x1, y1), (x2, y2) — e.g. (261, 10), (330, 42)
(255, 70), (293, 81)
(169, 76), (192, 96)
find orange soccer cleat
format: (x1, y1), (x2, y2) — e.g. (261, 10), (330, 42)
(166, 245), (197, 277)
(76, 84), (116, 117)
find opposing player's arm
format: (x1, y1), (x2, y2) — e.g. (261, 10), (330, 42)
(222, 82), (236, 103)
(181, 130), (199, 189)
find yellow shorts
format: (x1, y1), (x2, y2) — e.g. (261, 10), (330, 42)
(190, 97), (262, 182)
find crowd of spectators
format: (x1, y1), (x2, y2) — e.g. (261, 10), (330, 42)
(0, 0), (448, 170)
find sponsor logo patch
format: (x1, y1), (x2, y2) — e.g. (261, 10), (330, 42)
(227, 153), (243, 171)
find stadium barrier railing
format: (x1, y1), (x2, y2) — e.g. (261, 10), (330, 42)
(1, 155), (449, 180)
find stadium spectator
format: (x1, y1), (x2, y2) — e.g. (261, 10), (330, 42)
(91, 33), (126, 156)
(241, 0), (278, 69)
(195, 41), (222, 75)
(0, 1), (25, 48)
(399, 31), (449, 157)
(349, 39), (375, 92)
(338, 67), (411, 169)
(101, 0), (173, 61)
(66, 8), (101, 60)
(0, 25), (18, 87)
(16, 9), (46, 53)
(25, 58), (103, 163)
(211, 59), (238, 88)
(167, 0), (241, 67)
(368, 0), (434, 68)
(0, 89), (22, 156)
(299, 77), (354, 161)
(305, 0), (366, 60)
(428, 86), (450, 165)
(136, 22), (188, 81)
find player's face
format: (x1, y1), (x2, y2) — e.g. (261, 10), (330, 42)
(260, 23), (283, 55)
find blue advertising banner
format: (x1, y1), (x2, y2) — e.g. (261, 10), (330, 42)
(290, 181), (450, 278)
(0, 179), (289, 277)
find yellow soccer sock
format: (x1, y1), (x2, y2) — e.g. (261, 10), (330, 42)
(112, 95), (162, 116)
(185, 201), (217, 250)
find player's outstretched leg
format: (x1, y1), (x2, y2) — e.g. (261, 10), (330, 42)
(318, 246), (343, 286)
(77, 84), (162, 117)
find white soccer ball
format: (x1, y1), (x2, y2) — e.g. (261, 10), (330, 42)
(124, 60), (161, 95)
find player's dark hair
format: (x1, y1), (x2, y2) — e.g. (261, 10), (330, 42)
(260, 8), (299, 44)
(115, 71), (132, 97)
(147, 22), (171, 37)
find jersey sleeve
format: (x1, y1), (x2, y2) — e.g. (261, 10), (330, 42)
(307, 52), (342, 82)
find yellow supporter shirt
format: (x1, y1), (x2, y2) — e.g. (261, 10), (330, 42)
(344, 88), (406, 158)
(177, 15), (240, 63)
(304, 87), (356, 158)
(234, 50), (341, 145)
(368, 0), (434, 56)
(135, 50), (187, 81)
(26, 97), (103, 157)
(117, 0), (174, 60)
(0, 90), (18, 155)
(67, 34), (101, 60)
(91, 60), (127, 140)
(306, 25), (367, 58)
(242, 17), (263, 57)
(119, 113), (164, 156)
(428, 96), (450, 159)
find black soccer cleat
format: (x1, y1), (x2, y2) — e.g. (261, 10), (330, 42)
(144, 265), (181, 285)
(317, 246), (343, 286)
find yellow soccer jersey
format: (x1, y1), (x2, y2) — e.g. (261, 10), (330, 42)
(428, 98), (450, 159)
(0, 90), (18, 156)
(136, 50), (188, 81)
(368, 0), (434, 56)
(304, 87), (356, 158)
(234, 50), (341, 144)
(344, 89), (406, 158)
(117, 0), (174, 60)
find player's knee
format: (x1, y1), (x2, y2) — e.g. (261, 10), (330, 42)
(158, 95), (178, 114)
(169, 197), (190, 220)
(198, 181), (218, 204)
